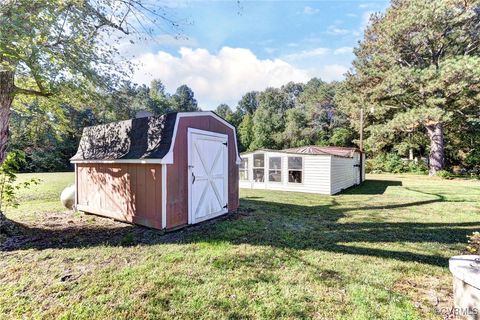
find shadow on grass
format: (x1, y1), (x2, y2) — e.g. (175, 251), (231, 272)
(341, 179), (402, 195)
(2, 179), (478, 268)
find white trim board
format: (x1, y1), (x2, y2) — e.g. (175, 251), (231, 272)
(161, 164), (167, 229)
(71, 159), (164, 164)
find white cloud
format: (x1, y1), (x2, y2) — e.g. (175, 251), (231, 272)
(347, 13), (358, 17)
(132, 47), (311, 109)
(326, 25), (350, 35)
(264, 47), (277, 54)
(116, 34), (197, 58)
(334, 46), (353, 55)
(283, 47), (330, 61)
(316, 64), (349, 81)
(359, 3), (373, 8)
(304, 36), (322, 43)
(303, 6), (319, 15)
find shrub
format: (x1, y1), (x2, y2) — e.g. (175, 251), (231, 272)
(406, 161), (428, 174)
(383, 154), (405, 173)
(436, 170), (453, 179)
(0, 151), (40, 212)
(366, 153), (429, 174)
(466, 232), (480, 254)
(367, 153), (405, 173)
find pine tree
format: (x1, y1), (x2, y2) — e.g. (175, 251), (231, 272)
(337, 0), (480, 175)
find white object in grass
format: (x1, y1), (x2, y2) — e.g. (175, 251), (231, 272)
(449, 255), (480, 316)
(60, 185), (75, 209)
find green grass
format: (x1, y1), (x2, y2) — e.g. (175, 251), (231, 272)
(1, 173), (479, 319)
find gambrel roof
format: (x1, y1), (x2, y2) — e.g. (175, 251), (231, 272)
(71, 111), (241, 164)
(71, 112), (177, 161)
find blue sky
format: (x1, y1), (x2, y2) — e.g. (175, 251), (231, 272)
(128, 0), (389, 109)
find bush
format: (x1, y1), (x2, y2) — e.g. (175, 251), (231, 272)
(467, 167), (480, 179)
(367, 153), (405, 173)
(366, 153), (430, 174)
(466, 232), (480, 254)
(25, 150), (71, 172)
(436, 170), (453, 179)
(383, 154), (405, 173)
(406, 161), (428, 174)
(0, 151), (40, 212)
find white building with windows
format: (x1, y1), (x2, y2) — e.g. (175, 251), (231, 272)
(239, 146), (365, 195)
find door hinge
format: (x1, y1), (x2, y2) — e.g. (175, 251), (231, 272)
(223, 204), (228, 209)
(223, 142), (228, 146)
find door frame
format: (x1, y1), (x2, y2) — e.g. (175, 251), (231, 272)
(187, 128), (229, 224)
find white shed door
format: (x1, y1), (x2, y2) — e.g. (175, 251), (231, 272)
(188, 129), (228, 224)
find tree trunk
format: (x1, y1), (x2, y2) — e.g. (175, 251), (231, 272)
(0, 66), (15, 228)
(426, 122), (445, 176)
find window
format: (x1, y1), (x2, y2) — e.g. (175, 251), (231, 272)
(239, 158), (248, 180)
(268, 157), (282, 182)
(288, 157), (303, 183)
(253, 154), (265, 182)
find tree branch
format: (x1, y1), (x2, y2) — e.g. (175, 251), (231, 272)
(14, 86), (51, 97)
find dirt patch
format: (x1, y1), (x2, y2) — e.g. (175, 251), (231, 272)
(0, 211), (173, 251)
(0, 206), (255, 252)
(393, 276), (454, 319)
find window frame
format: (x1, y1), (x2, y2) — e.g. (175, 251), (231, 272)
(239, 157), (249, 181)
(287, 156), (304, 184)
(268, 156), (282, 183)
(252, 153), (265, 183)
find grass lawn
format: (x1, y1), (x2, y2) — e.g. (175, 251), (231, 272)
(1, 173), (479, 319)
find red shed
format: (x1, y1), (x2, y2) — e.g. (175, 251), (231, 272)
(70, 111), (240, 230)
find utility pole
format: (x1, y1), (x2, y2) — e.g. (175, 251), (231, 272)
(359, 107), (364, 152)
(358, 107), (364, 184)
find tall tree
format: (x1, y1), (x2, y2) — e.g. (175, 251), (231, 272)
(170, 85), (200, 112)
(215, 103), (233, 119)
(295, 78), (347, 146)
(149, 80), (171, 114)
(238, 113), (254, 151)
(236, 91), (259, 116)
(251, 88), (292, 149)
(281, 81), (305, 107)
(282, 108), (311, 147)
(338, 0), (480, 175)
(0, 0), (182, 229)
(0, 0), (180, 165)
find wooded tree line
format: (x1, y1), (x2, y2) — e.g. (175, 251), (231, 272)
(215, 79), (354, 152)
(9, 77), (354, 172)
(12, 68), (479, 175)
(1, 0), (479, 176)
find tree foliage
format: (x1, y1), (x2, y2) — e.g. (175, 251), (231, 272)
(337, 0), (480, 175)
(10, 81), (201, 172)
(0, 151), (39, 212)
(0, 0), (182, 171)
(170, 85), (200, 112)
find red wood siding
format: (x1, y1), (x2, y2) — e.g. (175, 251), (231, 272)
(76, 163), (163, 229)
(166, 115), (239, 229)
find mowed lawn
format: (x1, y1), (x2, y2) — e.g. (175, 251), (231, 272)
(1, 173), (479, 319)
